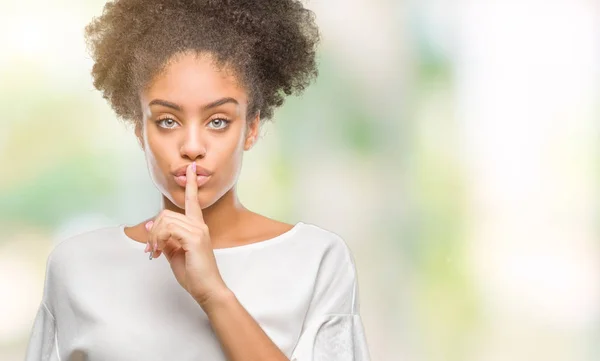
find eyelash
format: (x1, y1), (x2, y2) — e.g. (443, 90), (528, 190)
(155, 117), (232, 130)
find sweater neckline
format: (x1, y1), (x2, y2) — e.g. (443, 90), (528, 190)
(117, 221), (304, 254)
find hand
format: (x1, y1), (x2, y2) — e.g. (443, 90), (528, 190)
(145, 163), (229, 307)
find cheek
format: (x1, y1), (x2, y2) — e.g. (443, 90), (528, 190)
(210, 137), (245, 181)
(145, 136), (172, 186)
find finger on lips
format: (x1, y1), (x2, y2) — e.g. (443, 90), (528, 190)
(185, 163), (204, 223)
(145, 162), (205, 260)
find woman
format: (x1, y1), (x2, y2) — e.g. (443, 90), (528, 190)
(25, 0), (370, 360)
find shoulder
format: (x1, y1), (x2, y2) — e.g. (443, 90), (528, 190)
(297, 222), (357, 267)
(46, 225), (120, 268)
(296, 222), (362, 315)
(40, 225), (122, 309)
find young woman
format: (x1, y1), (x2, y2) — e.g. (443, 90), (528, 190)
(25, 1), (370, 360)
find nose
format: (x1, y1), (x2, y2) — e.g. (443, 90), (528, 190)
(180, 124), (207, 160)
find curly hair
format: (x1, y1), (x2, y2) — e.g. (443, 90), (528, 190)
(84, 0), (320, 128)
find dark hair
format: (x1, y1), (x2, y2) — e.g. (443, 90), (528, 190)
(84, 0), (320, 128)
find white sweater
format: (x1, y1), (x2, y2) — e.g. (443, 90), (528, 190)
(24, 221), (371, 361)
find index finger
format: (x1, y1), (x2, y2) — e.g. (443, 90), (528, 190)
(185, 163), (204, 223)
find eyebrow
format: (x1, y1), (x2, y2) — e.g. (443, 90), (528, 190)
(148, 97), (239, 112)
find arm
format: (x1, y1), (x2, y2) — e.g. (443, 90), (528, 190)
(146, 167), (289, 360)
(197, 289), (289, 361)
(195, 232), (371, 361)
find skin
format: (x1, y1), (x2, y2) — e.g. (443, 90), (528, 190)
(124, 51), (294, 248)
(123, 51), (295, 360)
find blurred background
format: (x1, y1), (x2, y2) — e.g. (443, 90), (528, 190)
(1, 0), (599, 360)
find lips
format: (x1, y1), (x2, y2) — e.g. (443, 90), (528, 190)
(172, 163), (212, 177)
(173, 174), (211, 188)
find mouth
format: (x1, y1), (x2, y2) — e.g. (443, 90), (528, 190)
(173, 174), (211, 188)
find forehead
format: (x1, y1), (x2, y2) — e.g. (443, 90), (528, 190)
(142, 52), (248, 107)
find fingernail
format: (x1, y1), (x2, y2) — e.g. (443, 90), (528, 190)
(145, 221), (153, 230)
(192, 163), (196, 172)
(144, 242), (150, 253)
(153, 243), (158, 252)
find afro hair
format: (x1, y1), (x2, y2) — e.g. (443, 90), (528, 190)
(84, 0), (320, 127)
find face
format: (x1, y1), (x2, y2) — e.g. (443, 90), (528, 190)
(135, 51), (260, 210)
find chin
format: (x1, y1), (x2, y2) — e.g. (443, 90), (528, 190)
(172, 188), (215, 210)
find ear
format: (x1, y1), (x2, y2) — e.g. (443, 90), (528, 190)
(134, 121), (145, 150)
(244, 112), (261, 151)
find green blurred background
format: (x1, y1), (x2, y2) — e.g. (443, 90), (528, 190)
(1, 1), (599, 360)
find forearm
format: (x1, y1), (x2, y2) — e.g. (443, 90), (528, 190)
(197, 289), (289, 361)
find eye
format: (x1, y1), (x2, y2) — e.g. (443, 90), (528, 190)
(155, 117), (179, 129)
(208, 118), (231, 130)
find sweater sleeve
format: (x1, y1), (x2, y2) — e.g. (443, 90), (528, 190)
(24, 249), (60, 361)
(289, 233), (371, 361)
(24, 302), (59, 361)
(289, 313), (370, 361)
